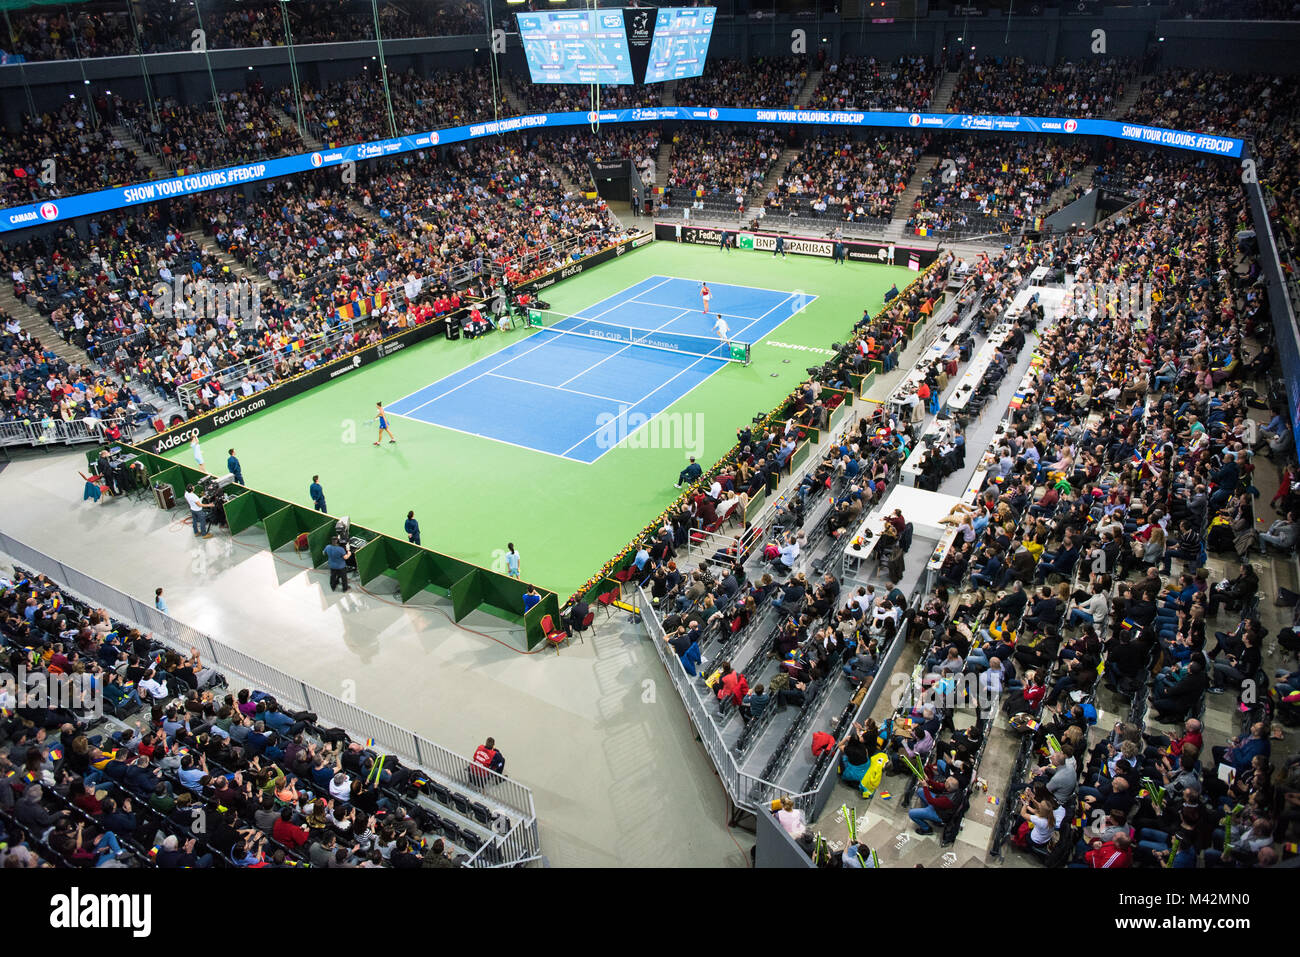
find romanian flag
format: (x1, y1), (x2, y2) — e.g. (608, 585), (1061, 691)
(916, 226), (930, 237)
(411, 775), (428, 788)
(364, 737), (375, 748)
(48, 747), (63, 762)
(24, 771), (38, 783)
(373, 290), (387, 309)
(337, 302), (356, 321)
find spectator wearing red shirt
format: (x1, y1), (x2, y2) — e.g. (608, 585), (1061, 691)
(272, 807), (309, 848)
(811, 730), (837, 757)
(1083, 833), (1133, 868)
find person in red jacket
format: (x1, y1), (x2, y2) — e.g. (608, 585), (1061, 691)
(718, 666), (749, 707)
(1083, 832), (1133, 868)
(271, 807), (309, 849)
(909, 774), (960, 835)
(472, 737), (505, 779)
(811, 729), (837, 757)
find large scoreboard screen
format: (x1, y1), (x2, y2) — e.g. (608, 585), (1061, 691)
(643, 7), (716, 83)
(517, 10), (634, 85)
(517, 7), (716, 86)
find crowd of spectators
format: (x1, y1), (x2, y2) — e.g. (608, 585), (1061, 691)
(0, 310), (141, 433)
(530, 127), (662, 192)
(1, 132), (626, 418)
(282, 67), (510, 148)
(762, 134), (925, 223)
(0, 1), (487, 62)
(0, 98), (151, 205)
(889, 150), (1300, 867)
(509, 78), (662, 114)
(949, 56), (1135, 119)
(117, 83), (300, 174)
(1125, 69), (1298, 138)
(675, 57), (809, 109)
(907, 136), (1087, 235)
(663, 126), (786, 206)
(0, 567), (482, 868)
(807, 56), (935, 112)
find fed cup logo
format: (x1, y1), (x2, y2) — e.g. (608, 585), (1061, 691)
(908, 113), (921, 127)
(1064, 119), (1078, 133)
(39, 202), (58, 220)
(310, 153), (323, 167)
(708, 108), (719, 120)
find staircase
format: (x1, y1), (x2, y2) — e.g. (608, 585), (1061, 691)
(930, 69), (959, 112)
(796, 69), (823, 108)
(757, 145), (801, 200)
(891, 154), (938, 225)
(0, 284), (89, 368)
(660, 80), (678, 107)
(108, 124), (172, 180)
(654, 138), (673, 192)
(1045, 165), (1096, 214)
(269, 105), (322, 151)
(501, 77), (532, 119)
(1107, 77), (1145, 120)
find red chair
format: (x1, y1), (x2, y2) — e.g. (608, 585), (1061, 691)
(540, 614), (570, 653)
(579, 610), (595, 642)
(597, 587), (619, 619)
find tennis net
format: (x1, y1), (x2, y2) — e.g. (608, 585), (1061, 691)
(526, 309), (750, 363)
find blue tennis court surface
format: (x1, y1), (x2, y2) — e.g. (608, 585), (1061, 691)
(387, 275), (816, 463)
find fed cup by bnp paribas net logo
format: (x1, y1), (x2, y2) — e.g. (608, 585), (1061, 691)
(152, 277), (261, 322)
(1, 666), (103, 719)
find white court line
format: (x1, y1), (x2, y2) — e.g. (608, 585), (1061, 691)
(560, 352), (716, 458)
(579, 275), (674, 323)
(384, 410), (580, 464)
(386, 276), (672, 414)
(486, 371), (631, 405)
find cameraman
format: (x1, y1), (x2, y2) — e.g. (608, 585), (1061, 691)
(324, 537), (353, 593)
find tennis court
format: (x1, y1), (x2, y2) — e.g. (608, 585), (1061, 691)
(386, 276), (815, 463)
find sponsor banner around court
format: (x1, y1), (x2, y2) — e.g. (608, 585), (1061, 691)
(656, 223), (940, 270)
(515, 232), (652, 295)
(0, 110), (1242, 232)
(136, 316), (451, 455)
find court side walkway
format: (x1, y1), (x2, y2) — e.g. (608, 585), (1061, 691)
(0, 448), (752, 868)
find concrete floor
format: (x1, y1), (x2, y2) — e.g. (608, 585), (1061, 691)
(0, 447), (753, 867)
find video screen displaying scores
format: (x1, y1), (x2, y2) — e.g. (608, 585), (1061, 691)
(517, 7), (715, 86)
(644, 7), (716, 83)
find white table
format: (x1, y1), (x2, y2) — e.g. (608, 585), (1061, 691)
(901, 417), (957, 486)
(1029, 265), (1050, 285)
(946, 323), (1014, 412)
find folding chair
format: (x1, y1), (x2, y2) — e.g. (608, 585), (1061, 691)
(541, 614), (571, 653)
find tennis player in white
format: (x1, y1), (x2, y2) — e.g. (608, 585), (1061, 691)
(714, 314), (731, 348)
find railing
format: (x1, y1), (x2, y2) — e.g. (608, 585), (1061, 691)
(0, 414), (131, 449)
(638, 584), (819, 815)
(176, 318), (359, 407)
(0, 531), (541, 868)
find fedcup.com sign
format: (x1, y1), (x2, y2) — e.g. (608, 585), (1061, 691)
(151, 277), (261, 322)
(0, 666), (103, 719)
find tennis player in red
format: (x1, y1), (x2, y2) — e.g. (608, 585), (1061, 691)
(701, 282), (711, 315)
